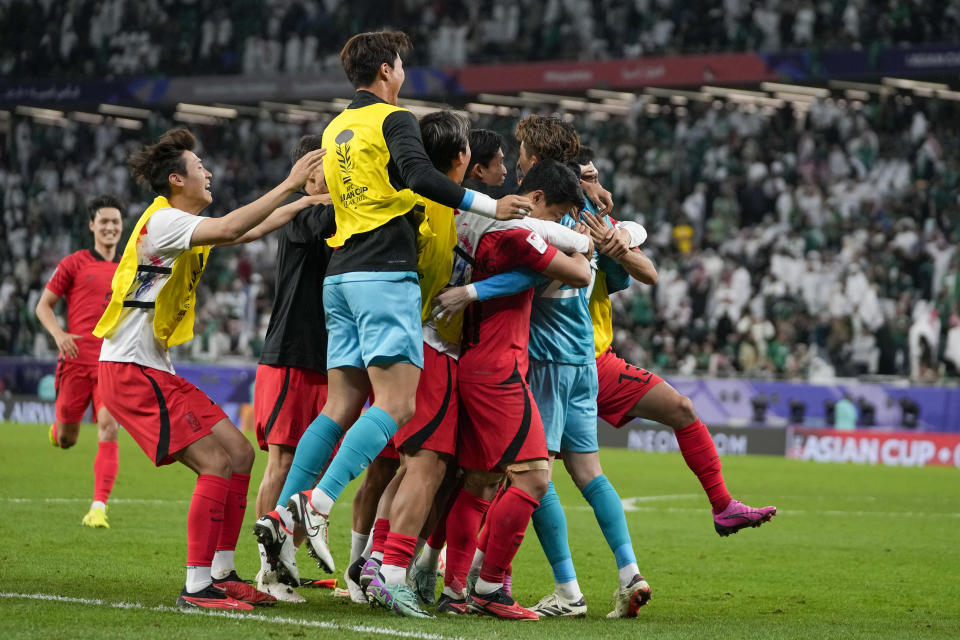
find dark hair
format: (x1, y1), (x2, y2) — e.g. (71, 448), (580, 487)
(515, 115), (580, 164)
(419, 110), (469, 173)
(466, 129), (503, 176)
(128, 128), (196, 196)
(516, 159), (585, 211)
(340, 31), (412, 88)
(576, 145), (595, 165)
(87, 194), (124, 221)
(291, 134), (324, 164)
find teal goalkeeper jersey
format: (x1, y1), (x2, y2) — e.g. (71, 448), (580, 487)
(528, 213), (597, 366)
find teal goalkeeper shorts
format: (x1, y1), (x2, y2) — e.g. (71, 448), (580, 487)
(323, 271), (424, 370)
(527, 359), (599, 454)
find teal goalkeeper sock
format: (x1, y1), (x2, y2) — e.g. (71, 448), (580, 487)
(316, 407), (397, 503)
(275, 414), (343, 509)
(582, 474), (636, 569)
(531, 481), (577, 583)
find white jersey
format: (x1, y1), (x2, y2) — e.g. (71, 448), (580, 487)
(99, 208), (205, 373)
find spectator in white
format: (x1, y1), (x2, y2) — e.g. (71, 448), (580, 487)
(793, 1), (816, 45)
(795, 181), (824, 226)
(927, 232), (956, 296)
(943, 314), (960, 376)
(908, 302), (941, 379)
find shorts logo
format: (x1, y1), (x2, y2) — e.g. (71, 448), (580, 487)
(185, 411), (201, 432)
(526, 231), (547, 254)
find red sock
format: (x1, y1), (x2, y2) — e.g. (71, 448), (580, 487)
(93, 441), (119, 503)
(371, 518), (390, 556)
(444, 489), (491, 593)
(476, 485), (506, 554)
(676, 420), (731, 513)
(382, 531), (418, 568)
(426, 494), (454, 549)
(215, 473), (250, 552)
(479, 486), (538, 584)
(187, 475), (229, 567)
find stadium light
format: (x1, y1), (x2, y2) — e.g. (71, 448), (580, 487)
(701, 86), (768, 100)
(644, 87), (711, 102)
(113, 117), (143, 130)
(761, 82), (829, 98)
(465, 102), (516, 116)
(586, 88), (636, 102)
(70, 111), (105, 125)
(882, 77), (949, 91)
(176, 103), (237, 119)
(98, 103), (151, 118)
(828, 80), (891, 96)
(15, 106), (63, 119)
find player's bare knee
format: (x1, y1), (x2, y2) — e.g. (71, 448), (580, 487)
(510, 469), (549, 500)
(230, 438), (256, 474)
(203, 447), (232, 478)
(672, 394), (697, 429)
(97, 422), (119, 442)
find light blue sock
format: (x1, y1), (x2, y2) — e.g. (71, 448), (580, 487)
(276, 414), (344, 509)
(531, 481), (577, 583)
(582, 474), (636, 569)
(316, 407), (398, 503)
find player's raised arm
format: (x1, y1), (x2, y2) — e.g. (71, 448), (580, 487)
(190, 149), (325, 246)
(383, 110), (530, 220)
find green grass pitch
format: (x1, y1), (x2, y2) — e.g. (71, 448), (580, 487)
(1, 421), (958, 639)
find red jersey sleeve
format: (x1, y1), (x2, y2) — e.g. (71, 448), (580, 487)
(499, 228), (558, 274)
(45, 254), (77, 298)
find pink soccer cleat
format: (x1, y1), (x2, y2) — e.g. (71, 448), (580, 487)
(714, 499), (777, 536)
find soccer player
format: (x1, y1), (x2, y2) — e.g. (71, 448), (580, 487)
(246, 134), (335, 602)
(36, 195), (123, 529)
(255, 30), (530, 582)
(454, 159), (592, 620)
(463, 128), (507, 192)
(578, 160), (778, 538)
(434, 124), (652, 619)
(355, 110), (475, 618)
(94, 127), (324, 610)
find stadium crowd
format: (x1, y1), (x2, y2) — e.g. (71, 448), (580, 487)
(4, 0), (960, 77)
(2, 87), (960, 382)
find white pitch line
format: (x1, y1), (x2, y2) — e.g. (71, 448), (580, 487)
(0, 592), (465, 640)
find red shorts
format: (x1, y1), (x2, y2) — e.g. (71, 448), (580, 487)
(99, 362), (227, 466)
(254, 364), (328, 451)
(393, 344), (458, 456)
(54, 359), (104, 424)
(457, 377), (546, 471)
(596, 348), (664, 428)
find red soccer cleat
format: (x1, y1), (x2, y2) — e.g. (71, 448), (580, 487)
(177, 585), (253, 610)
(467, 587), (538, 620)
(213, 571), (277, 606)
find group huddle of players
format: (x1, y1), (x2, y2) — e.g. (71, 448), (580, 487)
(39, 30), (775, 621)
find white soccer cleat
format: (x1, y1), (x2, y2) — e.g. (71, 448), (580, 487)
(606, 574), (652, 618)
(256, 569), (306, 603)
(253, 510), (301, 587)
(343, 563), (367, 604)
(531, 590), (587, 618)
(287, 490), (335, 574)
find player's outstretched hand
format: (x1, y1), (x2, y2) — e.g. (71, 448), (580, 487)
(495, 195), (533, 220)
(55, 332), (82, 359)
(286, 148), (326, 190)
(432, 286), (474, 321)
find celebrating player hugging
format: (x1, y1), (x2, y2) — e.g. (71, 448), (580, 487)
(91, 28), (775, 620)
